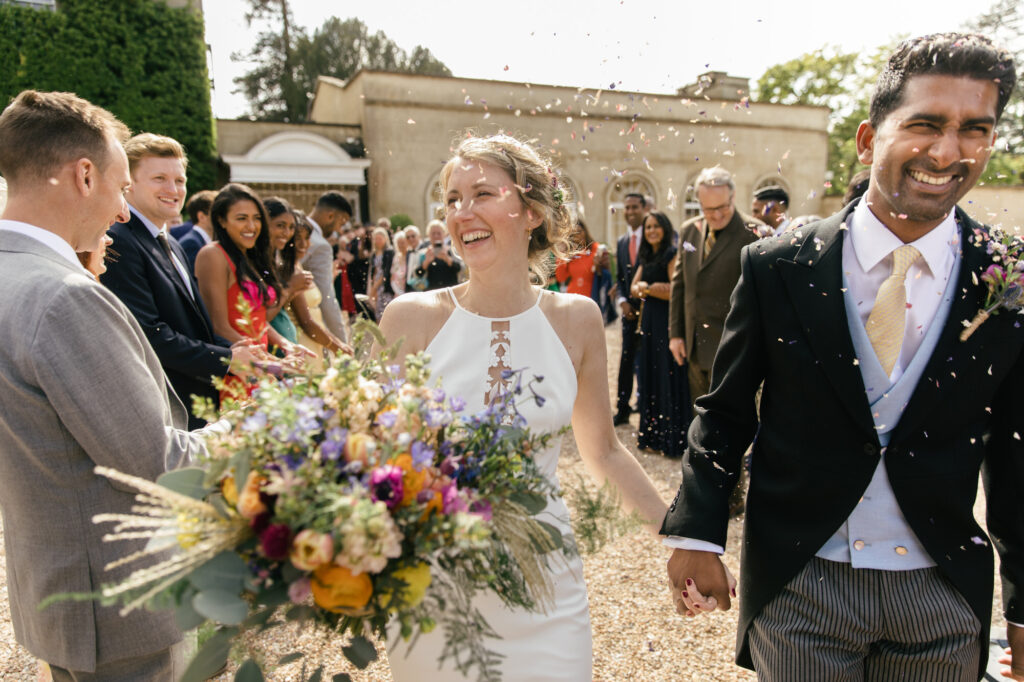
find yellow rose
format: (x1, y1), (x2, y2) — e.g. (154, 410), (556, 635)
(290, 529), (334, 571)
(391, 563), (431, 608)
(312, 564), (373, 612)
(237, 471), (267, 520)
(221, 475), (238, 507)
(345, 432), (376, 466)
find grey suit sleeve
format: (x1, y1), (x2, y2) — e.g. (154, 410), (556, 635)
(302, 239), (347, 341)
(31, 283), (203, 481)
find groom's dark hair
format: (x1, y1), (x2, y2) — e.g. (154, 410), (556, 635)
(870, 32), (1017, 127)
(0, 90), (130, 186)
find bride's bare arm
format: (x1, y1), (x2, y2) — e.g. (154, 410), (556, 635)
(568, 297), (668, 534)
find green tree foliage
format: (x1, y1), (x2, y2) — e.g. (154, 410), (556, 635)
(754, 44), (893, 196)
(235, 3), (452, 122)
(0, 0), (217, 193)
(967, 0), (1024, 185)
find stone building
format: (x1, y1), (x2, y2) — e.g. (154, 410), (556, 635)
(303, 70), (830, 243)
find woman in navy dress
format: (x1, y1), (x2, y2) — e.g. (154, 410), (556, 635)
(631, 211), (690, 457)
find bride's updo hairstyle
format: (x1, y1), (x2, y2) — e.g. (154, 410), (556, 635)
(439, 133), (574, 281)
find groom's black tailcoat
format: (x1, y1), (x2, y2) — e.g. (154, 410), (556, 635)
(101, 213), (231, 428)
(661, 202), (1024, 676)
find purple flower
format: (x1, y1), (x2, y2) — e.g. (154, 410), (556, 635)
(260, 523), (293, 560)
(376, 411), (398, 429)
(411, 440), (434, 469)
(449, 396), (466, 412)
(369, 465), (404, 509)
(242, 412), (268, 433)
(432, 388), (446, 402)
(320, 427), (347, 461)
(469, 499), (492, 522)
(682, 241), (697, 253)
(440, 456), (459, 477)
(425, 408), (449, 428)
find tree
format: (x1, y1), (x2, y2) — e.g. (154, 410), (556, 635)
(967, 0), (1024, 184)
(754, 45), (892, 196)
(235, 4), (452, 122)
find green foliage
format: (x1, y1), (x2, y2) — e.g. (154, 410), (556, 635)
(236, 3), (452, 122)
(389, 213), (414, 229)
(754, 43), (895, 196)
(565, 476), (643, 554)
(0, 0), (216, 192)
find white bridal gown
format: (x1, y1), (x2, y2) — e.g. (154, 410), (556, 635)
(387, 288), (592, 681)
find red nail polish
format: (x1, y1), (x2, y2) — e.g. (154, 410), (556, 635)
(685, 578), (693, 586)
(681, 591), (688, 598)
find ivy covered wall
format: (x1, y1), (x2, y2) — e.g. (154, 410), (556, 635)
(0, 0), (216, 192)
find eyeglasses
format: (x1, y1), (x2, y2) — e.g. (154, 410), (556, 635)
(700, 202), (732, 215)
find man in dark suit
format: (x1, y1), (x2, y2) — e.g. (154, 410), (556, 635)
(174, 189), (216, 273)
(668, 166), (760, 407)
(613, 192), (646, 425)
(101, 133), (258, 429)
(663, 33), (1023, 681)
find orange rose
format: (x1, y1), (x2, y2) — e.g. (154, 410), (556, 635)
(345, 433), (377, 466)
(389, 454), (425, 506)
(237, 471), (267, 520)
(312, 564), (373, 612)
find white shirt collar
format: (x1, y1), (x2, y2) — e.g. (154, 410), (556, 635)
(0, 219), (86, 271)
(129, 205), (166, 239)
(849, 199), (958, 279)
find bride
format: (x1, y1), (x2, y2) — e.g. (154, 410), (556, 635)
(378, 134), (668, 680)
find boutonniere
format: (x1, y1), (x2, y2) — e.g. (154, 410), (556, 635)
(960, 226), (1024, 341)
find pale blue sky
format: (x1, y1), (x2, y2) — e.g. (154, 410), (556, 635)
(204, 0), (989, 118)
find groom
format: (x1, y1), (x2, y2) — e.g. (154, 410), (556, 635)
(0, 91), (216, 681)
(662, 33), (1024, 681)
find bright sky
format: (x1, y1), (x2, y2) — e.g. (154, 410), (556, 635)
(204, 0), (987, 119)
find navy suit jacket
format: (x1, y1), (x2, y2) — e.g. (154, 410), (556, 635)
(100, 213), (231, 428)
(169, 221), (193, 241)
(177, 228), (207, 275)
(615, 229), (641, 312)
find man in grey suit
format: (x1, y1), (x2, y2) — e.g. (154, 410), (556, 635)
(0, 91), (213, 681)
(304, 191), (352, 342)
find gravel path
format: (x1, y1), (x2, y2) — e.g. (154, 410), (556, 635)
(0, 325), (1004, 681)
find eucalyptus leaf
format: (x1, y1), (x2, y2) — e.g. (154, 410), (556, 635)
(534, 520), (565, 551)
(509, 491), (547, 515)
(174, 597), (206, 631)
(157, 467), (210, 500)
(231, 449), (251, 497)
(234, 659), (264, 682)
(342, 636), (377, 669)
(192, 589), (249, 625)
(189, 551), (249, 593)
(178, 627), (236, 682)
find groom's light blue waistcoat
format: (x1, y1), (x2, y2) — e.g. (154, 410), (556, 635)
(815, 234), (962, 570)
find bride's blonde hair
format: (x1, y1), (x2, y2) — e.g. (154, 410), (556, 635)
(439, 133), (574, 282)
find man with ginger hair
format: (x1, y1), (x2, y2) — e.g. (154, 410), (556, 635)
(0, 90), (212, 681)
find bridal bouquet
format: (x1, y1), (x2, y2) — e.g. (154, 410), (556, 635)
(72, 329), (568, 682)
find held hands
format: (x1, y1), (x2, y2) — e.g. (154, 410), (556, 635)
(669, 337), (687, 366)
(667, 549), (736, 617)
(999, 623), (1024, 680)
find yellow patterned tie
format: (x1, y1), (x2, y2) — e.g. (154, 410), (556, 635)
(865, 244), (921, 375)
(703, 226), (717, 260)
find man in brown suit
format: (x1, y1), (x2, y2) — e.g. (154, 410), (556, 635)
(669, 166), (760, 405)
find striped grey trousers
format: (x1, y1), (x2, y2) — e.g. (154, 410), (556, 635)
(748, 557), (981, 682)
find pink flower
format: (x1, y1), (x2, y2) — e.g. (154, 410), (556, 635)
(290, 529), (334, 571)
(288, 577), (312, 603)
(260, 523), (292, 561)
(370, 465), (404, 509)
(442, 482), (467, 515)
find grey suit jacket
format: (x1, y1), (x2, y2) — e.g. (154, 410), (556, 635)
(669, 210), (760, 369)
(301, 223), (347, 341)
(0, 231), (204, 671)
